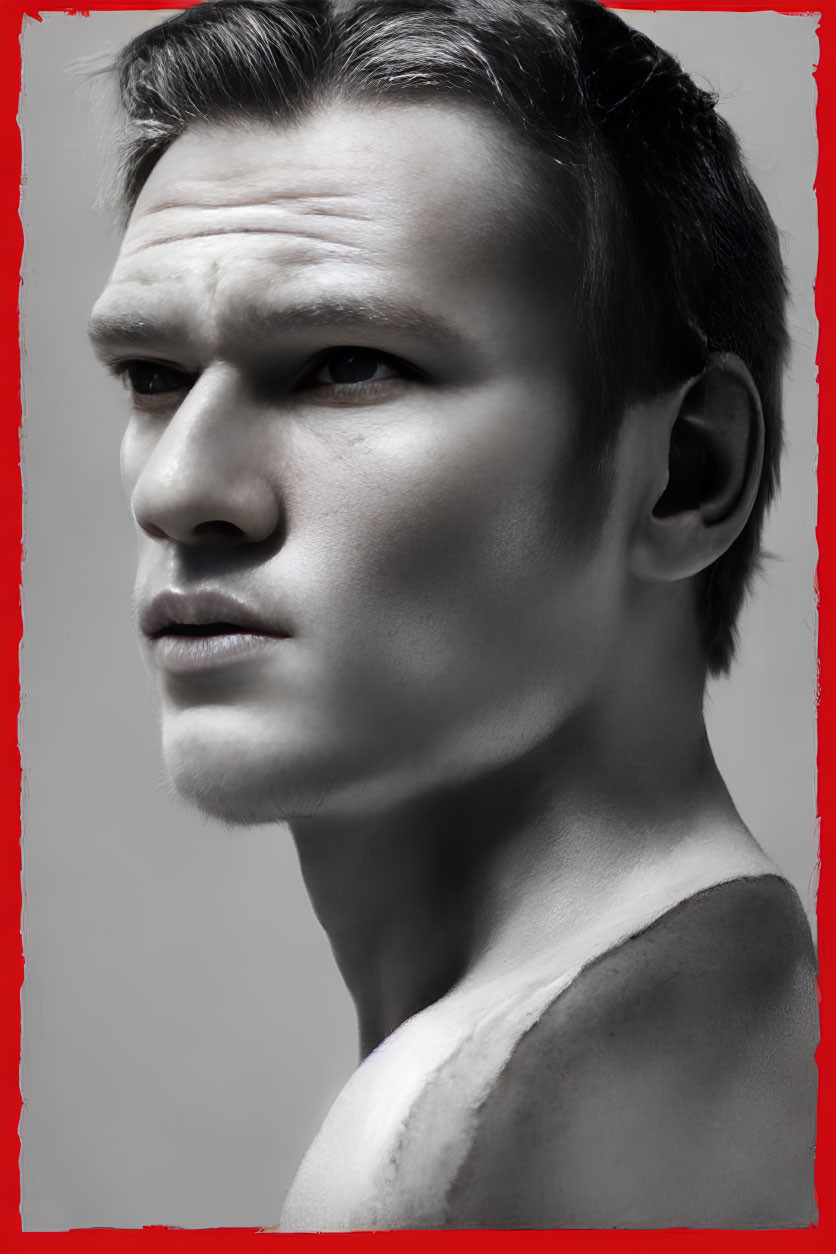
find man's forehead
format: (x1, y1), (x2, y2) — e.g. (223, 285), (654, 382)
(128, 101), (532, 229)
(91, 99), (571, 367)
(100, 99), (548, 302)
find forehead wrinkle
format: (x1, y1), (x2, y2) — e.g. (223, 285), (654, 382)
(120, 226), (366, 257)
(141, 192), (374, 218)
(121, 200), (379, 262)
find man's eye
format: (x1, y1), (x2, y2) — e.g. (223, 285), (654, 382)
(120, 360), (193, 396)
(309, 349), (402, 388)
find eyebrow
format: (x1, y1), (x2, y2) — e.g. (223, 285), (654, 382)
(87, 297), (468, 357)
(87, 312), (170, 354)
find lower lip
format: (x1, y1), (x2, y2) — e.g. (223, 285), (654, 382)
(146, 631), (288, 675)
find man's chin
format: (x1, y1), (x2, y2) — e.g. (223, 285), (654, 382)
(157, 705), (337, 825)
(160, 741), (326, 827)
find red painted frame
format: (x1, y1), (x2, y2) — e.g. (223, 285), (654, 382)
(2, 0), (830, 1248)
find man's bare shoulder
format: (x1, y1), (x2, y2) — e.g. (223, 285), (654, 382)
(450, 874), (818, 1229)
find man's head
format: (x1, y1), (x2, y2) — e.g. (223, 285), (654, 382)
(103, 0), (789, 675)
(89, 0), (788, 822)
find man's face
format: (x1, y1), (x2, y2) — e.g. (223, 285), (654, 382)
(90, 101), (631, 822)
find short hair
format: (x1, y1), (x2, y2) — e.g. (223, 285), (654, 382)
(106, 0), (789, 675)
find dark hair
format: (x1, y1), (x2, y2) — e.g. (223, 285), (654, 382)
(108, 0), (788, 674)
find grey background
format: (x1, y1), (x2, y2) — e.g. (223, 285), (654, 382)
(18, 6), (819, 1232)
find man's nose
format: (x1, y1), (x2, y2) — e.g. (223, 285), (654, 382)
(128, 367), (281, 546)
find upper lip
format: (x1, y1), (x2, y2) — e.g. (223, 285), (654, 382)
(139, 589), (289, 638)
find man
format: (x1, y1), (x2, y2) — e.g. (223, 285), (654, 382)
(87, 0), (817, 1229)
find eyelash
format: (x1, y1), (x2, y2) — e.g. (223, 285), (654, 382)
(110, 360), (194, 399)
(109, 348), (420, 408)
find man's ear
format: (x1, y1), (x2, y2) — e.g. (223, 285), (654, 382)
(629, 353), (765, 583)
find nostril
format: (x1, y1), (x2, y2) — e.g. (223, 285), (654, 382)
(139, 520), (168, 540)
(192, 519), (248, 541)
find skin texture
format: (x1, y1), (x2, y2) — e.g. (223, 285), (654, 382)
(89, 100), (815, 1228)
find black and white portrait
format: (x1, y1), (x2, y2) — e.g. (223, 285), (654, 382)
(19, 0), (819, 1232)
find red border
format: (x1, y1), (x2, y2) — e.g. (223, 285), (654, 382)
(3, 0), (830, 1248)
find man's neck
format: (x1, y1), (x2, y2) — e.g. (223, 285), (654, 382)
(291, 746), (754, 1056)
(288, 638), (756, 1057)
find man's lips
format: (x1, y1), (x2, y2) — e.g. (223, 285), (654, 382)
(139, 589), (290, 640)
(138, 590), (291, 677)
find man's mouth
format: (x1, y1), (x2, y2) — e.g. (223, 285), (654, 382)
(139, 590), (290, 674)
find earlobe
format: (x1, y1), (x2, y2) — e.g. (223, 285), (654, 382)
(630, 353), (765, 583)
